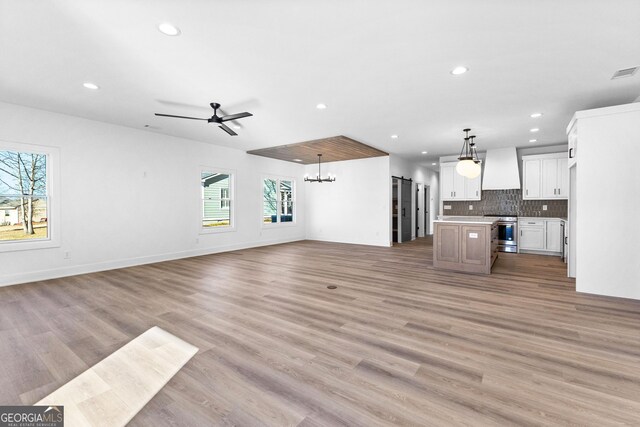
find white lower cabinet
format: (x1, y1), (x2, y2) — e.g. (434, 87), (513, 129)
(545, 220), (562, 252)
(519, 221), (545, 250)
(518, 218), (563, 255)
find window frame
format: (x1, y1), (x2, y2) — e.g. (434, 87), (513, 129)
(262, 175), (296, 227)
(0, 140), (60, 252)
(200, 167), (236, 234)
(220, 188), (230, 209)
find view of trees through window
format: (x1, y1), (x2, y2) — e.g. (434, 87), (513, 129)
(202, 171), (231, 227)
(263, 178), (294, 223)
(0, 150), (48, 242)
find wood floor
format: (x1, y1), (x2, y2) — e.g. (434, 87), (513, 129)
(1, 237), (640, 426)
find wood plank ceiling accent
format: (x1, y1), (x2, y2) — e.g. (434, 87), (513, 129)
(246, 135), (388, 164)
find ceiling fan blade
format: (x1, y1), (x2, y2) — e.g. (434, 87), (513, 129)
(154, 113), (208, 120)
(219, 123), (238, 136)
(220, 112), (252, 122)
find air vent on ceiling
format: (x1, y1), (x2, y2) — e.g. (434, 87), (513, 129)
(611, 66), (639, 79)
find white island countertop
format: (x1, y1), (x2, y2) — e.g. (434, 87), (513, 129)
(434, 216), (498, 225)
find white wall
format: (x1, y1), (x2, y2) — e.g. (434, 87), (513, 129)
(389, 155), (439, 236)
(304, 156), (391, 247)
(0, 101), (306, 286)
(573, 103), (640, 300)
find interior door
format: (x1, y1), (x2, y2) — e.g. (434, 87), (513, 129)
(424, 186), (430, 235)
(401, 179), (412, 242)
(415, 186), (419, 237)
(392, 179), (398, 243)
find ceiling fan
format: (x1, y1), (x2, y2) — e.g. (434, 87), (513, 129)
(154, 102), (252, 136)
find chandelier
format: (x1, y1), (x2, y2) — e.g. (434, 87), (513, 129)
(304, 154), (336, 183)
(456, 128), (481, 179)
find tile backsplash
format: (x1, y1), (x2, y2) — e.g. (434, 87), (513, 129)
(443, 190), (567, 218)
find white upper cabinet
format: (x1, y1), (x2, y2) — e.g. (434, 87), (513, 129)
(440, 162), (481, 201)
(522, 159), (541, 199)
(522, 153), (568, 200)
(466, 174), (481, 200)
(557, 157), (569, 198)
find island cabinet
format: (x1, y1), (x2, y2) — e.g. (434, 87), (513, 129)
(434, 219), (498, 274)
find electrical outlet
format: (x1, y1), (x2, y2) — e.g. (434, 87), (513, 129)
(64, 251), (71, 259)
(542, 205), (548, 211)
(469, 205), (473, 210)
(195, 238), (199, 244)
(444, 205), (452, 210)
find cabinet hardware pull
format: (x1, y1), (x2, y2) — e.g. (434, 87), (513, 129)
(554, 188), (556, 195)
(569, 148), (574, 158)
(526, 189), (528, 195)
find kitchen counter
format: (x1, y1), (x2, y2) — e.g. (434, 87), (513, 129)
(433, 218), (499, 275)
(436, 216), (499, 225)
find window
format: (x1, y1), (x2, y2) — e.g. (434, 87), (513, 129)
(220, 188), (230, 209)
(263, 177), (295, 224)
(0, 149), (49, 243)
(201, 169), (234, 230)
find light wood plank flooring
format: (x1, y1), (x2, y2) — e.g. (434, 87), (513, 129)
(1, 237), (640, 426)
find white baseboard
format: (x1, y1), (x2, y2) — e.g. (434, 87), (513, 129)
(305, 236), (392, 248)
(0, 237), (304, 288)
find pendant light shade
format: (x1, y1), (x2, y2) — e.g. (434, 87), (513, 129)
(457, 129), (482, 178)
(456, 159), (479, 178)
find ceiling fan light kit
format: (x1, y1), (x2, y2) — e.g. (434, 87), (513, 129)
(304, 154), (336, 183)
(154, 102), (252, 136)
(456, 128), (482, 179)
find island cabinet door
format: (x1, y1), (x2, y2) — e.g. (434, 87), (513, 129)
(461, 225), (487, 265)
(436, 224), (460, 262)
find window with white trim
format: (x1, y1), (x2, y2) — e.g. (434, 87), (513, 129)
(201, 170), (233, 229)
(263, 177), (295, 224)
(0, 149), (49, 243)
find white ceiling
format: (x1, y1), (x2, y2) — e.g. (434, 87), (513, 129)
(1, 0), (639, 167)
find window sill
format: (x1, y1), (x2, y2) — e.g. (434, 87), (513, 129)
(199, 226), (236, 235)
(262, 222), (298, 229)
(0, 238), (60, 253)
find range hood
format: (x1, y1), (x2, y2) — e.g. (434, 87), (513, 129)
(482, 147), (521, 190)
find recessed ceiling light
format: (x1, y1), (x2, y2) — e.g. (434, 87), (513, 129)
(529, 139), (537, 143)
(158, 22), (181, 36)
(530, 128), (539, 133)
(530, 112), (543, 118)
(451, 66), (468, 75)
(316, 103), (327, 110)
(421, 151), (428, 154)
(390, 134), (398, 139)
(432, 162), (437, 166)
(293, 158), (302, 162)
(83, 82), (99, 90)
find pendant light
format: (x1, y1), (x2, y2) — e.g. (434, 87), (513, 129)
(456, 129), (481, 179)
(304, 154), (336, 183)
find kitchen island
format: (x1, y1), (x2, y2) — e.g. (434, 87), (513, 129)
(433, 217), (498, 274)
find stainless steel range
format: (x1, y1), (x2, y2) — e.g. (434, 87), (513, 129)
(484, 215), (518, 253)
